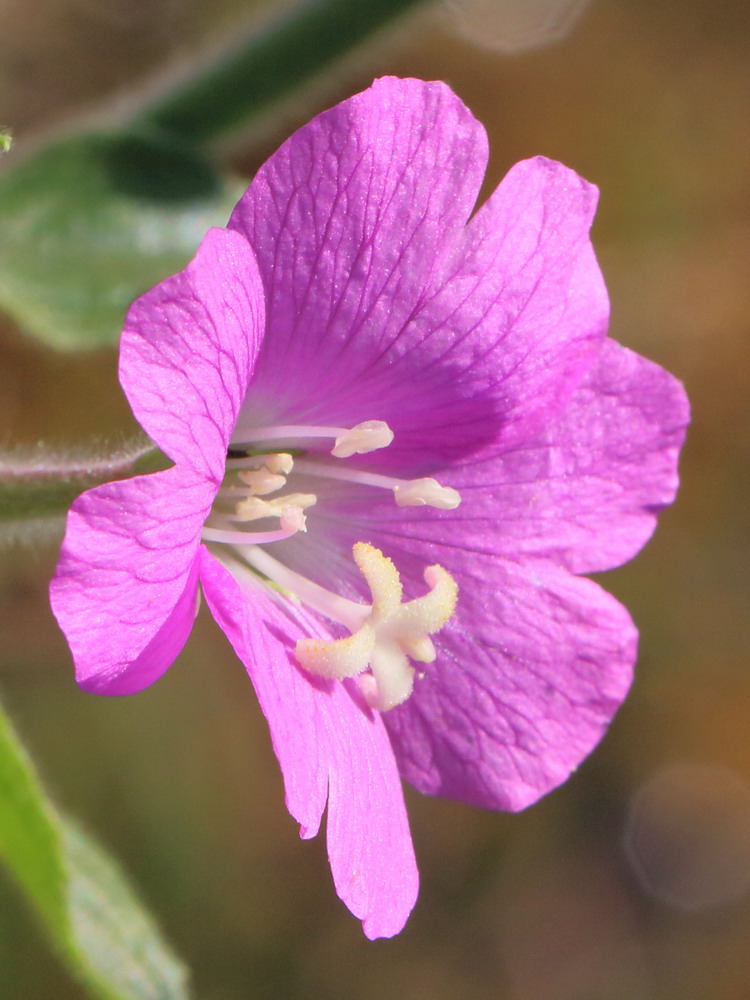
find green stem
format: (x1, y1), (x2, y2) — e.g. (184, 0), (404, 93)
(0, 440), (167, 524)
(134, 0), (428, 145)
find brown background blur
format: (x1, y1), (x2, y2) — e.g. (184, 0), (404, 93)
(1, 1), (749, 997)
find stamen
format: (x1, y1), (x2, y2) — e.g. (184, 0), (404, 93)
(233, 493), (317, 522)
(237, 468), (287, 495)
(260, 453), (294, 475)
(293, 459), (461, 511)
(231, 421), (393, 457)
(280, 504), (308, 534)
(393, 478), (461, 510)
(201, 523), (303, 545)
(331, 421), (394, 458)
(226, 452), (294, 473)
(207, 414), (460, 712)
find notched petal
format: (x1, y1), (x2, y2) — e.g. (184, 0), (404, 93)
(199, 550), (418, 939)
(119, 227), (265, 480)
(50, 466), (215, 695)
(385, 556), (637, 811)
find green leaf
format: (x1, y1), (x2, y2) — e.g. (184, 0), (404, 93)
(0, 131), (242, 349)
(136, 0), (430, 144)
(0, 702), (190, 999)
(0, 0), (429, 351)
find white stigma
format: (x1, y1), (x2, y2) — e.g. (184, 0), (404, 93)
(294, 543), (458, 712)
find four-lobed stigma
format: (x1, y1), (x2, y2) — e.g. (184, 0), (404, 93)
(296, 543), (458, 712)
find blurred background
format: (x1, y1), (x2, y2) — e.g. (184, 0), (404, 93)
(1, 0), (749, 997)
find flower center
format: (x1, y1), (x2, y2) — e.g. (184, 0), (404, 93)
(201, 420), (460, 710)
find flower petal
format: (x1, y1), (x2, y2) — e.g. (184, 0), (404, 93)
(337, 340), (689, 576)
(383, 556), (636, 811)
(50, 467), (214, 694)
(119, 227), (265, 480)
(402, 154), (608, 457)
(230, 78), (606, 469)
(199, 549), (418, 939)
(228, 76), (489, 433)
(444, 339), (690, 573)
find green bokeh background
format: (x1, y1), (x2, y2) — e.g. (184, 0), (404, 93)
(1, 0), (749, 996)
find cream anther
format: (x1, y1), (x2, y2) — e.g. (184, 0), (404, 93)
(237, 468), (287, 496)
(290, 459), (461, 512)
(262, 453), (294, 475)
(232, 423), (392, 453)
(393, 478), (461, 510)
(226, 452), (294, 474)
(294, 543), (458, 712)
(234, 492), (317, 522)
(280, 504), (308, 534)
(240, 452), (294, 474)
(331, 421), (394, 458)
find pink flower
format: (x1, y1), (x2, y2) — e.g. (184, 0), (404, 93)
(50, 77), (688, 938)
